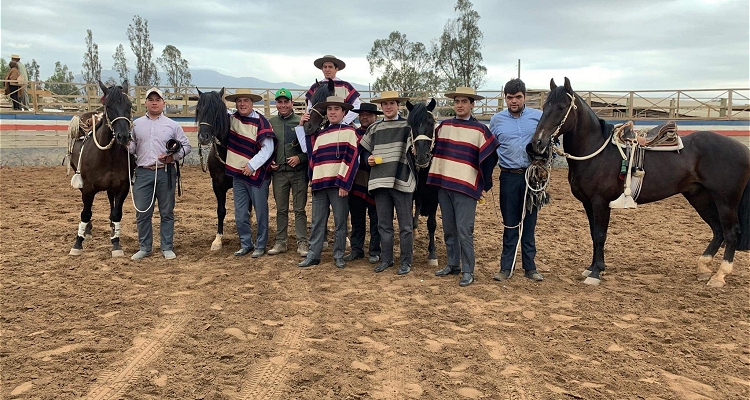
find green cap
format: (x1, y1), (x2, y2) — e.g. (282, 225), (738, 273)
(275, 88), (293, 100)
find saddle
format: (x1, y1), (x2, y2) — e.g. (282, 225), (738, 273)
(614, 120), (682, 150)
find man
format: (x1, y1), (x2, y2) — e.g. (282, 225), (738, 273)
(268, 88), (309, 257)
(224, 89), (277, 258)
(295, 96), (360, 269)
(304, 55), (361, 125)
(129, 87), (192, 260)
(359, 91), (415, 275)
(344, 103), (382, 264)
(9, 54), (28, 109)
(489, 78), (544, 282)
(429, 87), (499, 287)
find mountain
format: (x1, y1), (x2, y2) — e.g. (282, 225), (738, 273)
(76, 69), (369, 92)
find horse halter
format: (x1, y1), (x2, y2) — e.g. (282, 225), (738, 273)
(309, 107), (328, 131)
(549, 93), (578, 141)
(411, 110), (436, 169)
(92, 107), (133, 151)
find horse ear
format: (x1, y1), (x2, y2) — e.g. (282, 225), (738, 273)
(99, 80), (108, 94)
(327, 79), (334, 92)
(563, 77), (573, 93)
(219, 87), (225, 98)
(406, 101), (414, 111)
(196, 87), (203, 96)
(550, 78), (557, 90)
(428, 98), (436, 111)
(121, 80), (128, 93)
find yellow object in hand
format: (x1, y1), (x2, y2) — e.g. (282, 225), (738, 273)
(478, 197), (486, 204)
(374, 156), (383, 164)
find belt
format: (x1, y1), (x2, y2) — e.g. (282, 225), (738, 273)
(140, 164), (172, 170)
(500, 167), (527, 174)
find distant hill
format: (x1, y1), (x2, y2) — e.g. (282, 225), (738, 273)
(75, 69), (369, 92)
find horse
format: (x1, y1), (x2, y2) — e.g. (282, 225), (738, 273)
(195, 87), (233, 250)
(406, 99), (439, 266)
(68, 80), (134, 257)
(302, 79), (334, 136)
(531, 77), (750, 287)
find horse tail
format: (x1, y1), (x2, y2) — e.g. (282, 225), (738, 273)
(737, 178), (750, 251)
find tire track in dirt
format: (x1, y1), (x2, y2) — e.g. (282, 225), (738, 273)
(83, 307), (189, 400)
(237, 315), (311, 400)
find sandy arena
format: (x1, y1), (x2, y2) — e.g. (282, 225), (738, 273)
(1, 165), (748, 399)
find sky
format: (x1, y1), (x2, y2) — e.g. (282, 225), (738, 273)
(1, 0), (748, 91)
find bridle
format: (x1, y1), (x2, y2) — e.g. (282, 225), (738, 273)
(197, 121), (227, 172)
(410, 110), (436, 169)
(549, 92), (577, 141)
(309, 107), (329, 133)
(92, 104), (133, 151)
(547, 92), (611, 161)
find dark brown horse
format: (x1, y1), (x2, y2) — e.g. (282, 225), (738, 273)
(531, 77), (750, 287)
(302, 79), (334, 136)
(195, 88), (233, 250)
(68, 81), (134, 257)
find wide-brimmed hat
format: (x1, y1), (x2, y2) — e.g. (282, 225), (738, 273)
(225, 88), (262, 103)
(314, 55), (346, 70)
(145, 87), (164, 99)
(10, 54), (20, 60)
(370, 91), (409, 104)
(313, 96), (354, 112)
(352, 103), (383, 115)
(444, 87), (484, 101)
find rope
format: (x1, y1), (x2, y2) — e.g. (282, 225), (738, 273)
(127, 155), (159, 214)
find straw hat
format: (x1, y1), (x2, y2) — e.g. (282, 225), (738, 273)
(370, 90), (409, 103)
(313, 96), (354, 112)
(444, 87), (484, 101)
(225, 88), (262, 102)
(10, 54), (20, 60)
(314, 55), (346, 70)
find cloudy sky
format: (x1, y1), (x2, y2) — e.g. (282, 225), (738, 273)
(1, 0), (748, 91)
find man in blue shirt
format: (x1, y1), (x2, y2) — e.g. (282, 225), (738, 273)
(489, 79), (544, 282)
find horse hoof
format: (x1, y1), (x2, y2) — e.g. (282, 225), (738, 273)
(427, 258), (438, 267)
(210, 242), (222, 251)
(706, 278), (725, 288)
(581, 269), (592, 277)
(583, 277), (601, 286)
(112, 250), (124, 258)
(85, 234), (93, 241)
(69, 248), (82, 256)
(696, 273), (712, 282)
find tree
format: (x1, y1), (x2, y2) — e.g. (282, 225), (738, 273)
(366, 31), (440, 98)
(435, 0), (487, 89)
(82, 29), (102, 85)
(112, 44), (129, 84)
(157, 45), (192, 95)
(0, 59), (8, 80)
(127, 15), (159, 86)
(104, 76), (118, 87)
(45, 61), (78, 96)
(25, 59), (40, 82)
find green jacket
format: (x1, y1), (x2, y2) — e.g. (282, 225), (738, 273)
(269, 112), (307, 172)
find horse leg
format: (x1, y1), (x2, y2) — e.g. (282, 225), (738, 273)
(707, 200), (742, 288)
(211, 179), (228, 250)
(70, 190), (96, 256)
(427, 208), (438, 266)
(582, 200), (611, 286)
(108, 188), (129, 258)
(683, 191), (724, 281)
(413, 197), (422, 232)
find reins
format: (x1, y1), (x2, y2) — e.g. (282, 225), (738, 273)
(549, 93), (611, 161)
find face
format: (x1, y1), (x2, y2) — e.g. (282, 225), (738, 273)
(275, 97), (292, 116)
(453, 96), (472, 119)
(235, 97), (254, 116)
(358, 111), (377, 129)
(146, 94), (164, 115)
(322, 61), (338, 80)
(505, 92), (526, 115)
(326, 105), (345, 124)
(380, 101), (399, 119)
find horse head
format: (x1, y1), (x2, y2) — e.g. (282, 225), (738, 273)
(531, 77), (578, 155)
(406, 98), (437, 169)
(304, 79), (335, 136)
(195, 87), (228, 146)
(98, 80), (132, 146)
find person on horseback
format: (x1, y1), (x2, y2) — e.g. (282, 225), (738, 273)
(303, 55), (361, 126)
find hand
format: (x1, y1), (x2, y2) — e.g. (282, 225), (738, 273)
(338, 188), (349, 197)
(299, 112), (310, 126)
(158, 153), (174, 164)
(270, 161), (279, 171)
(243, 164), (254, 176)
(286, 155), (300, 167)
(367, 155), (376, 166)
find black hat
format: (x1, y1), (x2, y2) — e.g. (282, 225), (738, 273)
(352, 102), (383, 115)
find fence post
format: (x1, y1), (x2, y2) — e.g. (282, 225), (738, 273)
(726, 91), (733, 120)
(627, 92), (634, 119)
(31, 81), (39, 113)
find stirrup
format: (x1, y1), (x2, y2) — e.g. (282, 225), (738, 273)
(609, 192), (637, 209)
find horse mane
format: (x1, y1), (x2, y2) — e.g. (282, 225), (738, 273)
(407, 102), (433, 133)
(103, 85), (130, 108)
(196, 90), (230, 140)
(310, 81), (332, 107)
(545, 86), (608, 139)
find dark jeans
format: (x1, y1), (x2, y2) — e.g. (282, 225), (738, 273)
(349, 195), (380, 257)
(133, 167), (176, 252)
(272, 169), (308, 246)
(8, 85), (21, 110)
(499, 171), (538, 272)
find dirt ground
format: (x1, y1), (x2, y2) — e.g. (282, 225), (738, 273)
(1, 165), (748, 400)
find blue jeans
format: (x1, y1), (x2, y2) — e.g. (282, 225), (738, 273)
(499, 171), (538, 272)
(133, 167), (176, 252)
(233, 178), (270, 250)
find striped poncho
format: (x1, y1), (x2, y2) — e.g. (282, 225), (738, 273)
(427, 117), (500, 200)
(350, 126), (375, 205)
(358, 119), (416, 194)
(225, 111), (277, 186)
(305, 123), (360, 192)
(305, 79), (360, 107)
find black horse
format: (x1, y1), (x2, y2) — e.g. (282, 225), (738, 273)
(68, 80), (134, 257)
(406, 99), (439, 266)
(531, 77), (750, 287)
(302, 79), (334, 135)
(195, 88), (233, 250)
